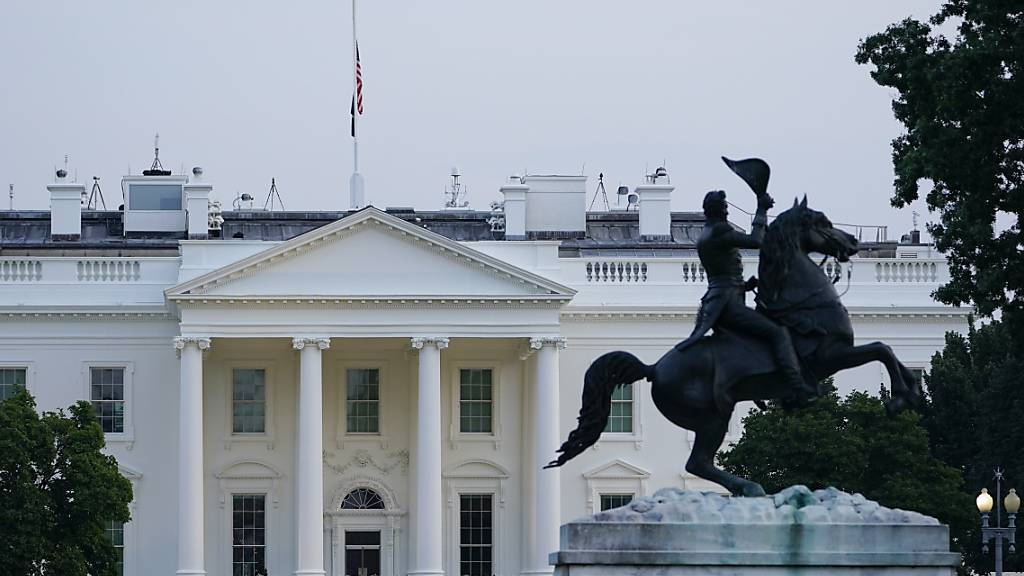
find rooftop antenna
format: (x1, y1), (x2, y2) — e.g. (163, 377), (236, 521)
(86, 176), (107, 210)
(588, 172), (610, 211)
(264, 177), (286, 211)
(8, 184), (12, 210)
(143, 132), (171, 176)
(444, 165), (469, 209)
(151, 133), (162, 171)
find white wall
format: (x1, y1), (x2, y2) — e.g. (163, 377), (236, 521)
(0, 319), (180, 576)
(0, 237), (970, 575)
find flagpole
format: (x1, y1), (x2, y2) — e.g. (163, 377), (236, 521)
(349, 0), (365, 209)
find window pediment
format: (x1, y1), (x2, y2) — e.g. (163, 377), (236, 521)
(215, 460), (281, 480)
(444, 459), (510, 479)
(583, 458), (651, 480)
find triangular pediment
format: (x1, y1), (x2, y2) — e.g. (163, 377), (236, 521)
(583, 459), (651, 479)
(167, 207), (575, 302)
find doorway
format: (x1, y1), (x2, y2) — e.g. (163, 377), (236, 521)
(344, 531), (381, 576)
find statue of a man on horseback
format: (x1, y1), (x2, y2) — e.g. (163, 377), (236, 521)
(675, 158), (815, 414)
(547, 157), (924, 497)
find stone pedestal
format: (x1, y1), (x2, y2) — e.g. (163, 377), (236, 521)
(550, 486), (959, 576)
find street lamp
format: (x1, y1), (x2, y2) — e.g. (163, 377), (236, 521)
(977, 468), (1019, 576)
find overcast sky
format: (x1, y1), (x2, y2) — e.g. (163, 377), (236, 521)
(0, 1), (943, 239)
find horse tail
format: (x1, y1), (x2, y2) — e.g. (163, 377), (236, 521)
(545, 351), (653, 469)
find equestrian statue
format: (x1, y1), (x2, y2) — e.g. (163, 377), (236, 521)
(546, 157), (922, 497)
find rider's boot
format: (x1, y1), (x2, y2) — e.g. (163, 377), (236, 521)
(772, 330), (815, 400)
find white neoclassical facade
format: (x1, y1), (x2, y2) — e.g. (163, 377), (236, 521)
(0, 170), (969, 576)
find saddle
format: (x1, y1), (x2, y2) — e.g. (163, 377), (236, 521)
(705, 326), (819, 414)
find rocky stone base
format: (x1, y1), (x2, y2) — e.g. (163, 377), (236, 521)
(551, 486), (959, 576)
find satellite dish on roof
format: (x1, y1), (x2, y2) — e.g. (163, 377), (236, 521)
(617, 185), (629, 196)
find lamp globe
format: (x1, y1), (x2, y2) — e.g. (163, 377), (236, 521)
(977, 488), (994, 514)
(1006, 488), (1020, 514)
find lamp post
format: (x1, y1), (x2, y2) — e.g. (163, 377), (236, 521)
(976, 468), (1019, 576)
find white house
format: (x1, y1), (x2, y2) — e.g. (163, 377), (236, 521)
(0, 168), (968, 576)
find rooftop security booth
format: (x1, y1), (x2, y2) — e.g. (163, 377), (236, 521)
(121, 174), (186, 233)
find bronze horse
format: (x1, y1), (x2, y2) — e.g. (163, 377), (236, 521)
(546, 198), (922, 497)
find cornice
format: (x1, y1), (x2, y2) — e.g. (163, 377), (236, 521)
(561, 306), (971, 323)
(171, 295), (570, 309)
(0, 306), (173, 320)
(561, 308), (698, 322)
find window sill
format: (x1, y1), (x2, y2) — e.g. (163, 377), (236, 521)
(595, 433), (643, 450)
(222, 434), (276, 451)
(449, 433), (500, 450)
(104, 431), (136, 450)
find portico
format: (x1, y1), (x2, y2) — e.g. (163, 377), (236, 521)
(165, 208), (575, 576)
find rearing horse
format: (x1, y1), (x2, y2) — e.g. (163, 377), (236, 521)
(546, 198), (922, 497)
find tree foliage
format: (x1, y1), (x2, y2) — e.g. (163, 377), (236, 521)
(855, 1), (1024, 328)
(718, 383), (975, 572)
(924, 319), (1024, 573)
(0, 389), (133, 576)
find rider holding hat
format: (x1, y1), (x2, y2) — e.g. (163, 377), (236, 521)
(674, 158), (812, 413)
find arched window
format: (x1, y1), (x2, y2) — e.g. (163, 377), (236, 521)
(341, 488), (385, 510)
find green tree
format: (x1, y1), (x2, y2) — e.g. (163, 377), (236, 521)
(0, 389), (133, 576)
(718, 383), (975, 572)
(925, 320), (1024, 573)
(855, 2), (1024, 331)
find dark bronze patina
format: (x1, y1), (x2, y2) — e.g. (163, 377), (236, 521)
(548, 158), (922, 497)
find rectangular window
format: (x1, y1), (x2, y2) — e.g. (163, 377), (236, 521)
(90, 367), (125, 434)
(232, 494), (266, 576)
(459, 494), (493, 576)
(105, 520), (124, 576)
(604, 382), (633, 433)
(0, 368), (26, 401)
(459, 369), (493, 434)
(232, 369), (267, 434)
(600, 493), (634, 511)
(128, 183), (183, 210)
(346, 369), (380, 434)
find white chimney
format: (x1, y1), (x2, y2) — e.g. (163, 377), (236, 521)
(522, 175), (586, 238)
(500, 176), (528, 240)
(636, 171), (674, 241)
(48, 174), (85, 241)
(184, 167), (212, 239)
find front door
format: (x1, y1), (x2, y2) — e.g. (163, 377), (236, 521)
(344, 531), (381, 576)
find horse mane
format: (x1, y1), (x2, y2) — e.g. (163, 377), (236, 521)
(760, 206), (805, 302)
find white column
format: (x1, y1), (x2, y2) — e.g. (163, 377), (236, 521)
(409, 337), (448, 576)
(293, 337), (331, 576)
(527, 337), (566, 575)
(174, 336), (211, 576)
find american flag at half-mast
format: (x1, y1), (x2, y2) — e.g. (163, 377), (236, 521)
(351, 42), (363, 137)
(355, 42), (363, 114)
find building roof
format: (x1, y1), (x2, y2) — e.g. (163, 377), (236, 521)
(0, 207), (908, 258)
(0, 208), (709, 255)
